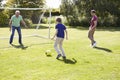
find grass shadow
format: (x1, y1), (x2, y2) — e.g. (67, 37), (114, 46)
(46, 55), (52, 57)
(0, 42), (51, 50)
(57, 58), (77, 64)
(94, 46), (112, 53)
(29, 42), (52, 47)
(11, 44), (28, 50)
(45, 52), (52, 57)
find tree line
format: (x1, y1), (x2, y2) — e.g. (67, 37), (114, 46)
(0, 0), (45, 27)
(60, 0), (120, 27)
(0, 0), (120, 27)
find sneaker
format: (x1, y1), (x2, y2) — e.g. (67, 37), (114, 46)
(92, 42), (97, 48)
(62, 56), (66, 60)
(56, 54), (62, 59)
(9, 42), (12, 45)
(9, 42), (13, 46)
(20, 43), (24, 46)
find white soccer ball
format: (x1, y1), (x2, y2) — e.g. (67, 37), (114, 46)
(45, 50), (52, 56)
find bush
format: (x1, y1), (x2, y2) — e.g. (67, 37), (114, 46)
(65, 16), (89, 27)
(24, 19), (33, 28)
(80, 18), (89, 27)
(0, 12), (9, 27)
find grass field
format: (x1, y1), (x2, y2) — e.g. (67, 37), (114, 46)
(0, 27), (120, 80)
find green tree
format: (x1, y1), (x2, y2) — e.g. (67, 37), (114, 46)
(0, 0), (2, 7)
(0, 0), (45, 27)
(60, 0), (80, 26)
(7, 0), (45, 23)
(61, 0), (120, 27)
(0, 11), (9, 26)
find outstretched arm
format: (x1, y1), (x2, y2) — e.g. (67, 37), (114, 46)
(9, 19), (12, 31)
(21, 20), (27, 28)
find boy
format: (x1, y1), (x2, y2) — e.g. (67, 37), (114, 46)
(52, 18), (68, 59)
(88, 10), (98, 47)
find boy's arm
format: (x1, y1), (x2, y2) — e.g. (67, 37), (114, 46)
(65, 30), (68, 40)
(51, 29), (58, 40)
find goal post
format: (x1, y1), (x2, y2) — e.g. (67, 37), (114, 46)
(0, 7), (52, 39)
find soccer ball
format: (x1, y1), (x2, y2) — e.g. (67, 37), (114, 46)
(45, 50), (52, 56)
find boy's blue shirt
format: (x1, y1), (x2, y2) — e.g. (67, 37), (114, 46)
(55, 23), (66, 38)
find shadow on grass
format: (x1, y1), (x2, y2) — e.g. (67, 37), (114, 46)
(11, 44), (28, 50)
(0, 42), (52, 50)
(94, 46), (112, 53)
(46, 55), (52, 57)
(29, 42), (52, 47)
(57, 58), (77, 64)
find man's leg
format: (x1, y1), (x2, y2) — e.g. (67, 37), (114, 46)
(17, 27), (22, 45)
(9, 26), (15, 44)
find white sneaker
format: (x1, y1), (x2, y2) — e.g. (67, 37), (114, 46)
(92, 42), (97, 48)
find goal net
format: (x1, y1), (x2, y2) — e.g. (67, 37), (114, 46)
(0, 7), (52, 39)
(0, 7), (52, 49)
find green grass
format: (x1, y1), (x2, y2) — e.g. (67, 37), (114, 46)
(0, 27), (120, 80)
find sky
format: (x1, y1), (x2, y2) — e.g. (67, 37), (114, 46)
(45, 0), (61, 8)
(1, 0), (61, 8)
(1, 0), (7, 4)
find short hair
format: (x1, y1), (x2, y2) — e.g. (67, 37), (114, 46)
(56, 18), (62, 23)
(15, 10), (20, 13)
(91, 10), (96, 13)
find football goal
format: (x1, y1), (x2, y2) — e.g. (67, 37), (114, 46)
(0, 7), (52, 39)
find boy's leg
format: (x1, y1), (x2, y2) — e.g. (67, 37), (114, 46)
(54, 37), (61, 55)
(9, 26), (15, 44)
(59, 38), (66, 57)
(16, 27), (22, 45)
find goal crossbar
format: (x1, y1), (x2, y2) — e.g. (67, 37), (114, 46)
(0, 7), (52, 39)
(0, 7), (49, 10)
